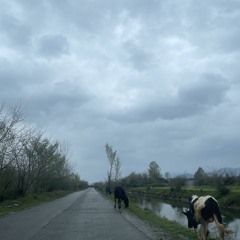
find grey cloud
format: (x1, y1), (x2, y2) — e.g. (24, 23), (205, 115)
(0, 58), (53, 92)
(50, 0), (111, 34)
(37, 34), (69, 58)
(0, 14), (32, 49)
(220, 30), (240, 52)
(183, 1), (240, 53)
(109, 71), (230, 123)
(108, 99), (202, 123)
(190, 135), (240, 167)
(1, 0), (240, 182)
(123, 42), (153, 70)
(0, 59), (33, 103)
(180, 73), (230, 106)
(153, 73), (230, 120)
(108, 73), (230, 123)
(0, 59), (78, 115)
(26, 81), (90, 118)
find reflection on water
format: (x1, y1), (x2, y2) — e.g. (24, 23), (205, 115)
(131, 195), (240, 239)
(139, 197), (188, 226)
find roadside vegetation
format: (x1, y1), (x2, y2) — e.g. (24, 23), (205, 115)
(96, 160), (240, 209)
(128, 202), (196, 240)
(128, 200), (239, 240)
(99, 186), (239, 240)
(128, 185), (240, 209)
(96, 159), (240, 239)
(102, 191), (196, 240)
(0, 103), (88, 207)
(0, 191), (73, 217)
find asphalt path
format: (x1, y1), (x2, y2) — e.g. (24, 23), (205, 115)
(0, 188), (152, 240)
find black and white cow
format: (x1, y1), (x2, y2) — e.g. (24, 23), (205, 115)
(114, 186), (129, 209)
(183, 195), (231, 240)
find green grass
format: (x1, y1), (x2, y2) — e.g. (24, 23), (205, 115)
(2, 188), (237, 239)
(0, 191), (72, 217)
(103, 191), (196, 240)
(102, 186), (240, 240)
(127, 202), (237, 240)
(129, 185), (240, 208)
(128, 202), (196, 240)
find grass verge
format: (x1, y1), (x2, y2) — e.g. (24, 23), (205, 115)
(0, 191), (72, 217)
(129, 186), (240, 209)
(102, 191), (228, 240)
(128, 201), (196, 240)
(103, 191), (196, 240)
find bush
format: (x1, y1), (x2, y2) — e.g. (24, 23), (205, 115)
(217, 185), (230, 196)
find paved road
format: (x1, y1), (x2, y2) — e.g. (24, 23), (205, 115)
(0, 188), (151, 240)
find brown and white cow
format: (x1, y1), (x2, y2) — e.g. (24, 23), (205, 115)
(183, 195), (231, 240)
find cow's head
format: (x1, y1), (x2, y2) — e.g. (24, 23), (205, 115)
(182, 208), (198, 229)
(124, 196), (129, 208)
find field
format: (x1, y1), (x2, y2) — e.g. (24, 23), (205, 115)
(128, 185), (240, 209)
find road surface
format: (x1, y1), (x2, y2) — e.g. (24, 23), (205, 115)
(0, 188), (152, 240)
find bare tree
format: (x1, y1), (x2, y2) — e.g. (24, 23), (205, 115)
(105, 143), (116, 190)
(0, 102), (88, 201)
(0, 103), (24, 171)
(105, 143), (121, 190)
(114, 156), (121, 180)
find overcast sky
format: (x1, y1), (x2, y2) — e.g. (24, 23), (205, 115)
(1, 0), (240, 183)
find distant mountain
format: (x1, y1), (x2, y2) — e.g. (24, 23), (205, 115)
(169, 167), (240, 179)
(177, 173), (194, 179)
(216, 167), (240, 176)
(170, 172), (194, 179)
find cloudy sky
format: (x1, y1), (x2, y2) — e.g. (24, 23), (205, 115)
(1, 0), (240, 183)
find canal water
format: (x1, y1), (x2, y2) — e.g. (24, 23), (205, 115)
(131, 195), (240, 239)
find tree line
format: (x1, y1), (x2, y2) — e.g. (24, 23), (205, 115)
(101, 145), (240, 195)
(0, 103), (88, 202)
(120, 165), (240, 189)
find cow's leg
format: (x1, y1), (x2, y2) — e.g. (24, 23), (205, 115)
(214, 216), (225, 240)
(218, 224), (225, 240)
(114, 197), (116, 208)
(194, 228), (200, 240)
(204, 225), (209, 240)
(198, 226), (205, 240)
(206, 229), (209, 238)
(197, 225), (203, 240)
(200, 222), (208, 240)
(118, 199), (121, 209)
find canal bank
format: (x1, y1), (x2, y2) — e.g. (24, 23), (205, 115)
(128, 185), (240, 209)
(130, 194), (240, 239)
(102, 190), (197, 239)
(128, 186), (240, 239)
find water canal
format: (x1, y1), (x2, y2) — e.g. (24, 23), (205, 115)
(131, 195), (240, 239)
